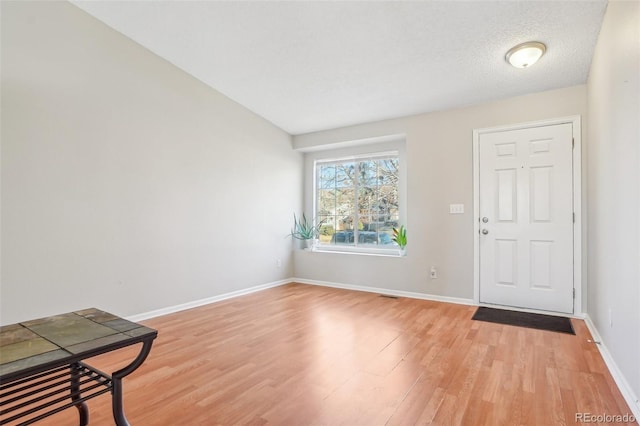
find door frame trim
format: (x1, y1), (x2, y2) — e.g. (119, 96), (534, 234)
(472, 115), (583, 314)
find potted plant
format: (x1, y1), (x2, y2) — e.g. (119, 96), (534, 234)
(289, 213), (324, 250)
(392, 225), (407, 255)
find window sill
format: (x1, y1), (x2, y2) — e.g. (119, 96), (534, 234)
(307, 246), (406, 258)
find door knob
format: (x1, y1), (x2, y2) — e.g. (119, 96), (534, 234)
(482, 217), (489, 223)
(482, 229), (489, 235)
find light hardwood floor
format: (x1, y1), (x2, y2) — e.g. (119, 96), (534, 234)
(33, 283), (635, 425)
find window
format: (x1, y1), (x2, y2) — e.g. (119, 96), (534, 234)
(315, 152), (401, 253)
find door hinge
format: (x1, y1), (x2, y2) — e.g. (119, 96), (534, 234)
(573, 288), (576, 299)
(573, 212), (576, 223)
(572, 138), (575, 148)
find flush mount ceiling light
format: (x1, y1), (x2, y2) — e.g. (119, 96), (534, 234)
(505, 41), (546, 68)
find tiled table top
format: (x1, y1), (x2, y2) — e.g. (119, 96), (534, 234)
(0, 308), (156, 379)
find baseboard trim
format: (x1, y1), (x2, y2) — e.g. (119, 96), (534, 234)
(583, 314), (640, 420)
(127, 279), (290, 322)
(293, 278), (476, 306)
(127, 278), (475, 323)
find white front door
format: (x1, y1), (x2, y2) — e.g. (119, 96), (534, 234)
(479, 123), (574, 313)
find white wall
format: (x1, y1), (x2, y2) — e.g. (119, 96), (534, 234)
(293, 86), (587, 302)
(0, 1), (303, 323)
(587, 0), (640, 407)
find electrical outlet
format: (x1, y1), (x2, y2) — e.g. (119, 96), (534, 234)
(449, 204), (464, 214)
(430, 267), (438, 279)
(276, 259), (282, 268)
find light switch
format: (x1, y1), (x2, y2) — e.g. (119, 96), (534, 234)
(449, 204), (464, 214)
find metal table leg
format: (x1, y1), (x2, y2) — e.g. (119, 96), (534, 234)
(111, 339), (154, 426)
(70, 363), (89, 426)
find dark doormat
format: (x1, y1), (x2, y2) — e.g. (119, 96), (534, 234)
(472, 306), (575, 335)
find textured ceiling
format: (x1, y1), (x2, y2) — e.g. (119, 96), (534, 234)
(72, 1), (607, 135)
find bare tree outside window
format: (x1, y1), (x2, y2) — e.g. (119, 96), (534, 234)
(316, 155), (400, 247)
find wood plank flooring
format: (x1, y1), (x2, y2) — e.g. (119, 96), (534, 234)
(27, 283), (636, 425)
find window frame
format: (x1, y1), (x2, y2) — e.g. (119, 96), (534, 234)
(304, 137), (407, 257)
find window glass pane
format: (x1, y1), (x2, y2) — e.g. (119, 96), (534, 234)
(386, 214), (400, 230)
(335, 188), (355, 216)
(318, 189), (336, 216)
(358, 160), (378, 187)
(332, 215), (355, 245)
(335, 162), (355, 188)
(318, 216), (335, 244)
(379, 199), (397, 223)
(357, 189), (373, 222)
(358, 230), (379, 245)
(319, 165), (336, 189)
(379, 231), (394, 245)
(337, 215), (355, 232)
(367, 214), (382, 232)
(331, 230), (353, 245)
(358, 210), (373, 231)
(379, 159), (399, 185)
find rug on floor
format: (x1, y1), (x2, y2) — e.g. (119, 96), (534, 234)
(472, 306), (575, 334)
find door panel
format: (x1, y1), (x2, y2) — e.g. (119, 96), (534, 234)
(495, 239), (517, 285)
(497, 169), (517, 221)
(530, 166), (552, 221)
(479, 123), (574, 313)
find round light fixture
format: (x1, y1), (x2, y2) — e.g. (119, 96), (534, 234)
(505, 41), (546, 68)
